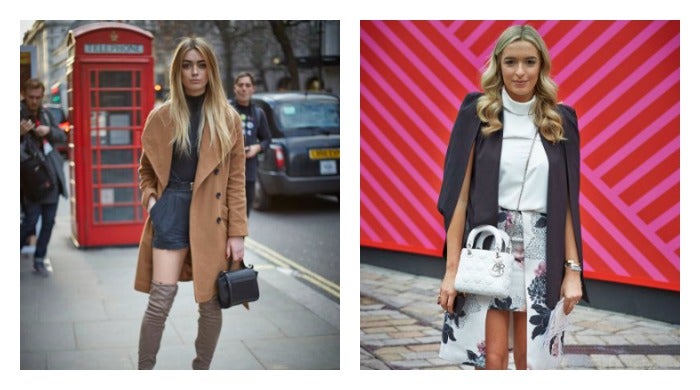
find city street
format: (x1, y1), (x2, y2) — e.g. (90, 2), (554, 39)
(19, 163), (340, 370)
(248, 194), (340, 301)
(20, 20), (342, 371)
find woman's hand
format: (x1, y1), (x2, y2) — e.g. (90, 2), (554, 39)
(561, 205), (582, 315)
(439, 271), (459, 314)
(226, 236), (245, 262)
(560, 268), (583, 315)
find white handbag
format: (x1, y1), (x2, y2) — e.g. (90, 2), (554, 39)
(452, 130), (537, 299)
(454, 225), (514, 298)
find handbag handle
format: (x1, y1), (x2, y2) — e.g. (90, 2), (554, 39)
(466, 225), (511, 253)
(474, 229), (511, 251)
(225, 256), (254, 272)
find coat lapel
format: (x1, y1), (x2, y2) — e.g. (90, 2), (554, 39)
(141, 105), (227, 193)
(141, 110), (174, 189)
(193, 124), (223, 192)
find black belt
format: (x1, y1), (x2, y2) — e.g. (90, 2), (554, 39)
(167, 181), (194, 191)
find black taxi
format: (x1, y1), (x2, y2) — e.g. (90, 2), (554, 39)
(251, 92), (340, 210)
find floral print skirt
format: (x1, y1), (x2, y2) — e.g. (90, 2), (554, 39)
(439, 208), (566, 369)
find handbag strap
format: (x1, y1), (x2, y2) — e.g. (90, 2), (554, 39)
(515, 130), (539, 211)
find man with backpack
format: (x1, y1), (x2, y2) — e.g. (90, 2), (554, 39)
(20, 78), (67, 277)
(231, 72), (271, 216)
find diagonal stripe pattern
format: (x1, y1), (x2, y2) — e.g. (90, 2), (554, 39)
(360, 20), (679, 291)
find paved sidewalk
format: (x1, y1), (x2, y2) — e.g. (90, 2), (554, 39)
(20, 196), (339, 370)
(360, 263), (680, 370)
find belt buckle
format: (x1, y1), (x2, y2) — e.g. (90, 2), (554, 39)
(189, 182), (193, 191)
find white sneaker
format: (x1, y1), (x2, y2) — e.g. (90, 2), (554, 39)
(21, 245), (36, 255)
(43, 257), (54, 273)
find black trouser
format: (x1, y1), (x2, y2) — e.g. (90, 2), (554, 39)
(245, 180), (255, 217)
(20, 201), (58, 261)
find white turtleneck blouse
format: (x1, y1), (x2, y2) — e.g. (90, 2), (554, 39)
(498, 88), (549, 213)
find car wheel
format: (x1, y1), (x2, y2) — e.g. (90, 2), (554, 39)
(253, 179), (273, 211)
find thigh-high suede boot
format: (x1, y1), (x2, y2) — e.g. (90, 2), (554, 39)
(138, 282), (178, 369)
(192, 298), (222, 369)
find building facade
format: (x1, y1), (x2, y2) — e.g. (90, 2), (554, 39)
(22, 20), (340, 108)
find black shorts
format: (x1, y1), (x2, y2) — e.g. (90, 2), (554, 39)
(150, 184), (192, 250)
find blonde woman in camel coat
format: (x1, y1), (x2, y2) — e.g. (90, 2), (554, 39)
(135, 36), (247, 370)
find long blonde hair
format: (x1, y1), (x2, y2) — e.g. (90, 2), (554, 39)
(476, 25), (564, 142)
(167, 36), (236, 161)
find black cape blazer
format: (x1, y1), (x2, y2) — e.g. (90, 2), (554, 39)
(437, 92), (589, 309)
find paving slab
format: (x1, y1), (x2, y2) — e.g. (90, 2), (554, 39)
(360, 263), (680, 370)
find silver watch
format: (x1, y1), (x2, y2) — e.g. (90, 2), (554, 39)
(564, 260), (582, 272)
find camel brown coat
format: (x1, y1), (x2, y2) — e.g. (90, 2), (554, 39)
(134, 102), (248, 303)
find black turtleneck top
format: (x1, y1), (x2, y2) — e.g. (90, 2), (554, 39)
(169, 94), (204, 183)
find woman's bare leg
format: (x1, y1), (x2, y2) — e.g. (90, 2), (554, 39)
(485, 309), (510, 369)
(152, 247), (188, 284)
(512, 312), (528, 370)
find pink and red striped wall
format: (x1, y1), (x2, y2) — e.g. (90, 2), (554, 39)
(360, 20), (679, 292)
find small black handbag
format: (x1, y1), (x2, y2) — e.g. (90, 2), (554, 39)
(217, 258), (259, 309)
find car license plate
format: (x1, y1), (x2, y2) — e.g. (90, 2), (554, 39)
(320, 160), (337, 175)
(309, 148), (340, 160)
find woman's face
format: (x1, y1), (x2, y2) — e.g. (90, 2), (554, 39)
(181, 49), (208, 96)
(500, 40), (540, 102)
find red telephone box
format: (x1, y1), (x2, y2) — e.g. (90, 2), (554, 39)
(66, 22), (154, 247)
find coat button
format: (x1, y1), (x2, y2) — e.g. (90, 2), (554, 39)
(216, 217), (222, 224)
(216, 192), (221, 199)
(214, 168), (220, 175)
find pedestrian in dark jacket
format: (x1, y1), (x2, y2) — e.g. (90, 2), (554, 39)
(231, 72), (271, 216)
(20, 78), (67, 277)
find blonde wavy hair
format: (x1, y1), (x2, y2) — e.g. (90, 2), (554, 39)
(167, 36), (236, 162)
(476, 25), (564, 142)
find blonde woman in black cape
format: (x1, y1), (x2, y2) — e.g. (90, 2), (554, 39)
(437, 25), (586, 369)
